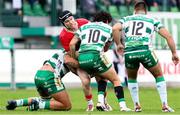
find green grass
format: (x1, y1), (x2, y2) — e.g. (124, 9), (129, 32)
(0, 87), (180, 115)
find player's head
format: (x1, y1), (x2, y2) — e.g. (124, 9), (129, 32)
(59, 10), (78, 30)
(93, 11), (112, 24)
(134, 0), (147, 14)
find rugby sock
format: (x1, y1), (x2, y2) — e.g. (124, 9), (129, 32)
(97, 80), (107, 104)
(39, 100), (50, 109)
(155, 77), (168, 106)
(98, 80), (107, 93)
(98, 91), (105, 104)
(114, 86), (127, 108)
(85, 94), (92, 101)
(85, 94), (93, 105)
(128, 79), (140, 106)
(16, 97), (41, 107)
(87, 100), (93, 106)
(16, 98), (28, 106)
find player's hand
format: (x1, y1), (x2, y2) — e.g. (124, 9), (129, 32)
(172, 53), (179, 65)
(117, 44), (124, 53)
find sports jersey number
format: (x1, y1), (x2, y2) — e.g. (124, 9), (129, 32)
(88, 29), (100, 43)
(132, 21), (144, 35)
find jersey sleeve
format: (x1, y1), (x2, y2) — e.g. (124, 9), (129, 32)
(154, 18), (164, 32)
(44, 50), (65, 75)
(119, 17), (125, 24)
(119, 17), (126, 29)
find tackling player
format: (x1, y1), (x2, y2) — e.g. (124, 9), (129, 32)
(6, 49), (76, 111)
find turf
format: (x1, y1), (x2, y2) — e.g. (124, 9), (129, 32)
(0, 87), (180, 115)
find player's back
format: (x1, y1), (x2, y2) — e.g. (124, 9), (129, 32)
(76, 22), (112, 52)
(44, 49), (68, 77)
(120, 14), (163, 48)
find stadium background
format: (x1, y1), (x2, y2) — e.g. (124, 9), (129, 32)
(0, 0), (180, 90)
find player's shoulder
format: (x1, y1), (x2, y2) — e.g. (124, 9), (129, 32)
(60, 28), (68, 37)
(143, 14), (155, 20)
(122, 14), (155, 21)
(122, 14), (133, 19)
(99, 22), (112, 28)
(139, 14), (158, 23)
(119, 15), (132, 23)
(76, 18), (90, 26)
(52, 49), (65, 59)
(76, 18), (89, 23)
(57, 48), (65, 55)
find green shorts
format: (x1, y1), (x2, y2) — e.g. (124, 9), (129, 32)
(78, 51), (112, 74)
(34, 70), (65, 98)
(125, 50), (158, 69)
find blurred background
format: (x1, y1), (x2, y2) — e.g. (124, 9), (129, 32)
(0, 0), (180, 90)
(0, 0), (180, 49)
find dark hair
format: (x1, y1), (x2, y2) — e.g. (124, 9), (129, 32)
(93, 11), (112, 24)
(59, 10), (73, 23)
(134, 0), (147, 10)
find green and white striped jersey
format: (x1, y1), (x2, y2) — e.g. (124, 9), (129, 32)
(44, 49), (69, 78)
(119, 14), (164, 51)
(75, 22), (113, 52)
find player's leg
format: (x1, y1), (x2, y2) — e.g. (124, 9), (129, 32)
(49, 90), (71, 110)
(95, 77), (112, 111)
(6, 97), (40, 110)
(76, 68), (94, 111)
(99, 66), (131, 111)
(78, 51), (130, 111)
(143, 51), (174, 112)
(28, 91), (71, 111)
(28, 70), (71, 111)
(126, 68), (141, 112)
(148, 62), (174, 112)
(125, 52), (141, 112)
(64, 53), (94, 111)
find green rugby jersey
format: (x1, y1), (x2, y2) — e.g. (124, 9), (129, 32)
(44, 49), (69, 77)
(119, 14), (164, 52)
(75, 22), (113, 52)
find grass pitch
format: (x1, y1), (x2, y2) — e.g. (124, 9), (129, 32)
(0, 87), (180, 115)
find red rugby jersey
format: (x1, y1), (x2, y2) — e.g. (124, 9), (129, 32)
(59, 18), (89, 52)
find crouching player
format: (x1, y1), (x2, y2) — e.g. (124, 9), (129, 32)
(6, 49), (77, 111)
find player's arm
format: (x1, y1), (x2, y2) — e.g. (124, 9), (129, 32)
(64, 53), (79, 71)
(69, 35), (80, 59)
(104, 41), (113, 52)
(112, 23), (124, 50)
(158, 27), (179, 65)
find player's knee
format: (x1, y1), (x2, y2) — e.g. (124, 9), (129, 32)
(109, 76), (120, 85)
(82, 80), (90, 88)
(63, 102), (72, 111)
